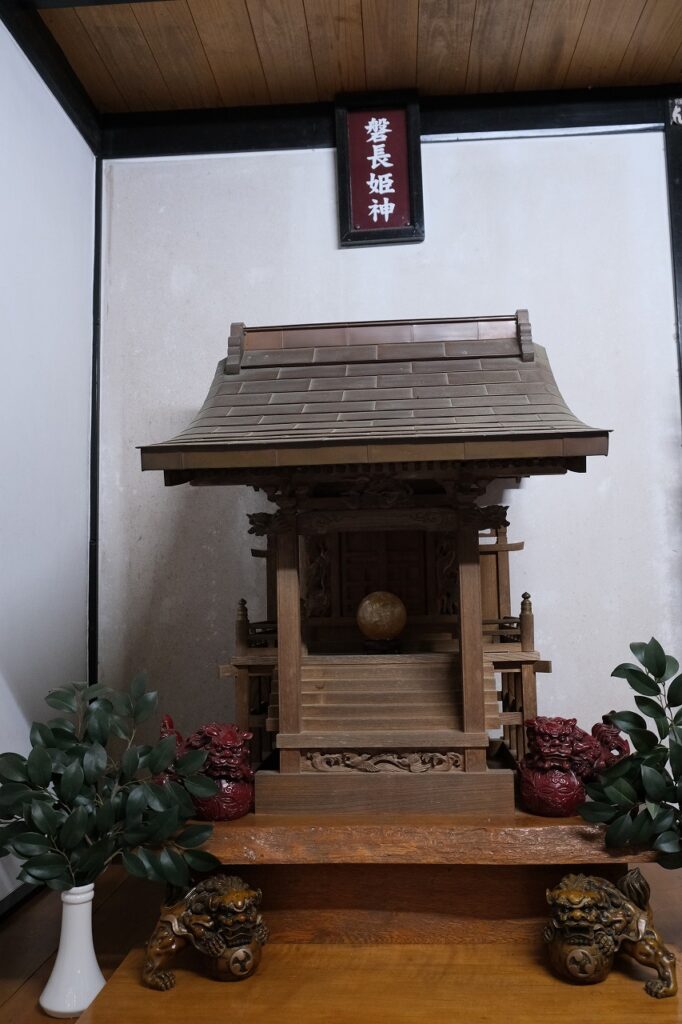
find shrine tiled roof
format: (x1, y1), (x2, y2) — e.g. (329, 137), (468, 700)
(141, 311), (608, 470)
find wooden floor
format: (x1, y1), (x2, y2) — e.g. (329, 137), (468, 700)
(0, 863), (679, 1022)
(81, 943), (682, 1024)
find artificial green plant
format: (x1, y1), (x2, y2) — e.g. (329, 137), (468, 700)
(579, 637), (682, 868)
(0, 675), (222, 891)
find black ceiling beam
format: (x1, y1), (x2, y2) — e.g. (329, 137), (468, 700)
(100, 102), (337, 160)
(664, 98), (682, 417)
(99, 85), (674, 161)
(1, 0), (677, 162)
(26, 1), (174, 8)
(0, 0), (99, 151)
(420, 84), (668, 135)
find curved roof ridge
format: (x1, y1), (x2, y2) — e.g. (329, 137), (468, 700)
(141, 311), (609, 472)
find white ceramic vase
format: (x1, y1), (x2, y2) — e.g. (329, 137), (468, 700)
(39, 883), (106, 1018)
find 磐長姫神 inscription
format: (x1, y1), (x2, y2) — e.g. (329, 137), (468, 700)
(365, 116), (396, 224)
(347, 109), (411, 232)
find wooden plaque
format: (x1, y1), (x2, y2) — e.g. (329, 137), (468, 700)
(335, 94), (424, 247)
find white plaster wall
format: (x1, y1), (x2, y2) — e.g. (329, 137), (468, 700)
(0, 26), (95, 897)
(100, 131), (681, 739)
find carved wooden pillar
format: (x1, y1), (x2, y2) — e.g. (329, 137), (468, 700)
(456, 521), (487, 772)
(519, 593), (537, 757)
(233, 598), (250, 732)
(266, 534), (277, 621)
(235, 598), (250, 656)
(496, 526), (512, 618)
(276, 527), (302, 773)
(519, 592), (534, 651)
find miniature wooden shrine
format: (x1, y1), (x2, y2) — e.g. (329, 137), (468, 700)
(141, 311), (608, 814)
(228, 525), (547, 778)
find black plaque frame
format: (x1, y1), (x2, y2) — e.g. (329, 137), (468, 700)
(335, 92), (425, 248)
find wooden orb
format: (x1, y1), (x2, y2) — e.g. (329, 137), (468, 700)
(356, 591), (407, 641)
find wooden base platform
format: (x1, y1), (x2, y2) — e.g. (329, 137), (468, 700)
(202, 811), (657, 865)
(198, 813), (654, 947)
(254, 769), (515, 813)
(78, 943), (681, 1024)
(0, 822), (676, 1024)
(165, 863), (625, 945)
(3, 864), (675, 1024)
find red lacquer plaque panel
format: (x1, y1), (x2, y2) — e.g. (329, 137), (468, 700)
(336, 97), (424, 247)
(347, 109), (411, 230)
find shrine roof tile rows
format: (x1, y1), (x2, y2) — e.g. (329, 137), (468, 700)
(141, 312), (608, 470)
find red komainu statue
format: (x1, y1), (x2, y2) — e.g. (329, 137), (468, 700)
(518, 716), (629, 817)
(161, 716), (254, 821)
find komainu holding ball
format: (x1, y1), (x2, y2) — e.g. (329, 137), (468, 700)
(143, 874), (268, 990)
(545, 868), (677, 998)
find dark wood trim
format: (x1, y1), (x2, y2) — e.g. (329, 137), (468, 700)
(420, 85), (669, 137)
(100, 103), (336, 160)
(98, 86), (675, 161)
(88, 157), (103, 685)
(0, 0), (99, 152)
(664, 97), (682, 414)
(29, 0), (174, 6)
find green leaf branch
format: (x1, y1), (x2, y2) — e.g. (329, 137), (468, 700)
(580, 637), (682, 869)
(0, 675), (223, 891)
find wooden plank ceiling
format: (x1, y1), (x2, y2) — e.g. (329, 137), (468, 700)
(40, 0), (682, 114)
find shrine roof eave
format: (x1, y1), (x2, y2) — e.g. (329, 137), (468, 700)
(140, 312), (609, 479)
(140, 431), (608, 475)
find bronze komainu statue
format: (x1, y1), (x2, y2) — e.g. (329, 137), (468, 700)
(143, 874), (268, 990)
(545, 868), (677, 998)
